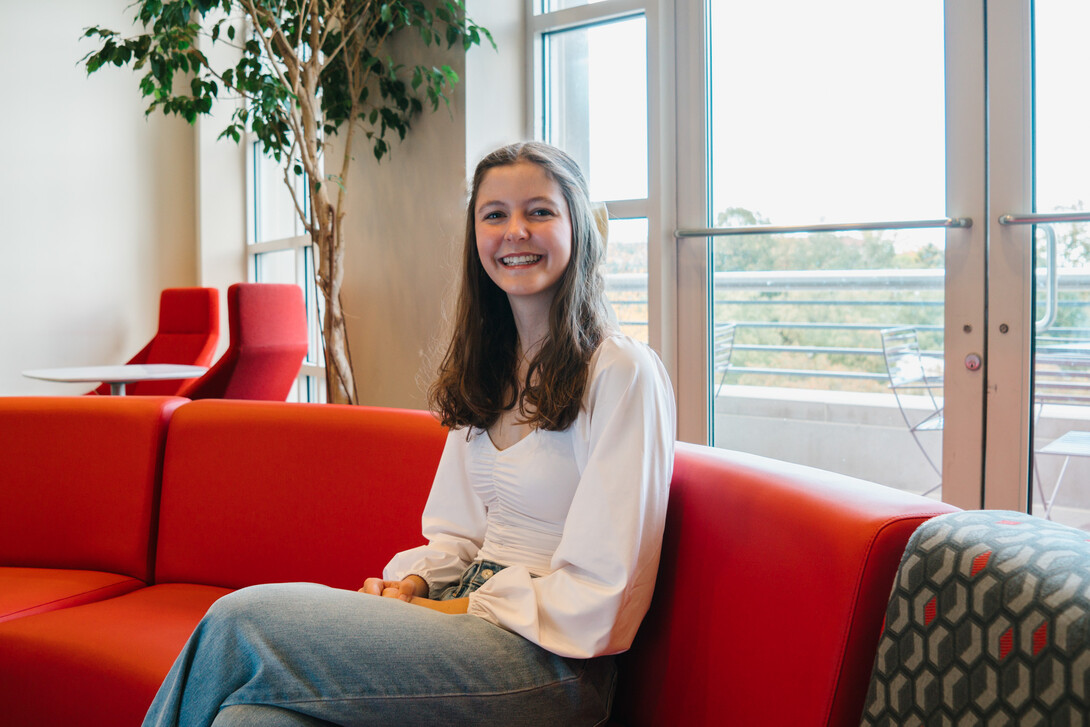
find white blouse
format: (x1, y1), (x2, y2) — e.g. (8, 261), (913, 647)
(383, 335), (676, 659)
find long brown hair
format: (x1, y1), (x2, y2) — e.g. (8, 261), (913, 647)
(429, 142), (615, 432)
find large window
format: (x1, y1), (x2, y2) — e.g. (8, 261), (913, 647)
(531, 1), (655, 345)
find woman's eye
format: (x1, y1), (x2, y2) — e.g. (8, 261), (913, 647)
(483, 211), (503, 220)
(531, 208), (554, 217)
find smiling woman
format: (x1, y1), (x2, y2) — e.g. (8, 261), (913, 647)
(139, 142), (676, 727)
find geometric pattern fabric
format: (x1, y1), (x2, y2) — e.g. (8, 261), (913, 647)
(861, 510), (1090, 726)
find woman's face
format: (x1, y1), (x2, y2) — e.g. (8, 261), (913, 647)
(474, 161), (573, 311)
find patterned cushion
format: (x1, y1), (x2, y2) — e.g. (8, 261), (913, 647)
(862, 510), (1090, 725)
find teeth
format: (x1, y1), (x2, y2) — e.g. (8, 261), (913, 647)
(502, 254), (541, 266)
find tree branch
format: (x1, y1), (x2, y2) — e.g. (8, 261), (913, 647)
(238, 0), (320, 180)
(239, 0), (299, 85)
(315, 0), (347, 51)
(280, 137), (312, 233)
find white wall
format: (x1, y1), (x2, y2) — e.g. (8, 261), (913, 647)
(336, 32), (469, 409)
(340, 6), (527, 409)
(195, 14), (247, 356)
(1, 0), (197, 395)
(465, 0), (526, 168)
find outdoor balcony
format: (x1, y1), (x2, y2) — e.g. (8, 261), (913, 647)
(606, 266), (1090, 530)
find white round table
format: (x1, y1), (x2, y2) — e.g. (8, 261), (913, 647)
(22, 364), (209, 395)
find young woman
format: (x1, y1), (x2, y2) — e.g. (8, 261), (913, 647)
(142, 142), (675, 727)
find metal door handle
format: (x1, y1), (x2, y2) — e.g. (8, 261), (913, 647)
(998, 212), (1090, 333)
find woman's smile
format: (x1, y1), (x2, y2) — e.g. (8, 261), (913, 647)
(501, 254), (543, 267)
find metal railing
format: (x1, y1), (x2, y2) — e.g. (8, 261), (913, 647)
(605, 268), (1090, 384)
(675, 217), (972, 238)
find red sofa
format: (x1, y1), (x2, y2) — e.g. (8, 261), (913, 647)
(0, 396), (956, 726)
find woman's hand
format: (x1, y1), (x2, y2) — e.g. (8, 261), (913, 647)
(359, 574), (428, 602)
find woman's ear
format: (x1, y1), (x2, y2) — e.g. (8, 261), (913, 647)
(591, 202), (610, 253)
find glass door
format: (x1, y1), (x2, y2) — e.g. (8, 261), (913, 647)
(989, 1), (1090, 527)
(684, 0), (1090, 524)
(688, 0), (980, 501)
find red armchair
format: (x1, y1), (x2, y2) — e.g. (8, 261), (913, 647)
(179, 283), (308, 401)
(89, 287), (219, 396)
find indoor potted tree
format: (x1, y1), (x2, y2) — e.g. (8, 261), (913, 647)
(83, 0), (491, 404)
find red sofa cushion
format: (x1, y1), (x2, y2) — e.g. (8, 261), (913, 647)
(0, 583), (230, 727)
(153, 400), (447, 589)
(612, 443), (959, 727)
(0, 567), (144, 623)
(0, 396), (183, 581)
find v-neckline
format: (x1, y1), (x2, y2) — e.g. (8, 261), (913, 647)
(485, 427), (536, 453)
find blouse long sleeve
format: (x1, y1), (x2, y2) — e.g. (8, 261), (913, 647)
(465, 337), (676, 658)
(382, 427), (488, 598)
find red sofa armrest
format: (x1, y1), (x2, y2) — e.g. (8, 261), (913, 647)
(613, 443), (958, 727)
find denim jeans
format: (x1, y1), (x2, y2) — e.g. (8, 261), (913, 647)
(434, 558), (508, 600)
(142, 572), (616, 726)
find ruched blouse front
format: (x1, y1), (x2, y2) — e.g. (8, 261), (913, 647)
(470, 426), (581, 576)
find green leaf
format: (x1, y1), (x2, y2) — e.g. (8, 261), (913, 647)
(79, 0), (493, 174)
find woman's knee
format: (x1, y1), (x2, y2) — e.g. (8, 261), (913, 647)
(203, 583), (325, 634)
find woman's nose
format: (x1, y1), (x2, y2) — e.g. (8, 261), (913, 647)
(504, 214), (529, 241)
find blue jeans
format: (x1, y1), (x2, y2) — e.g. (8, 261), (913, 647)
(142, 574), (616, 726)
(435, 558), (511, 599)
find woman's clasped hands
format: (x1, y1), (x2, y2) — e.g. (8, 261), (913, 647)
(358, 575), (469, 614)
(359, 574), (427, 603)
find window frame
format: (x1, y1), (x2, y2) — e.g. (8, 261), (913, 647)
(527, 0), (681, 428)
(244, 136), (327, 402)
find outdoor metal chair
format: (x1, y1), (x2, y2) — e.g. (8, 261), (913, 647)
(1031, 344), (1090, 519)
(713, 322), (737, 401)
(880, 327), (944, 495)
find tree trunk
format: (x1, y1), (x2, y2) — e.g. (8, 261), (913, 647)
(321, 286), (357, 405)
(311, 198), (358, 405)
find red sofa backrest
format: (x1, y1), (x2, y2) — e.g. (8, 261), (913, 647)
(612, 443), (959, 727)
(0, 397), (183, 581)
(153, 400), (446, 589)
